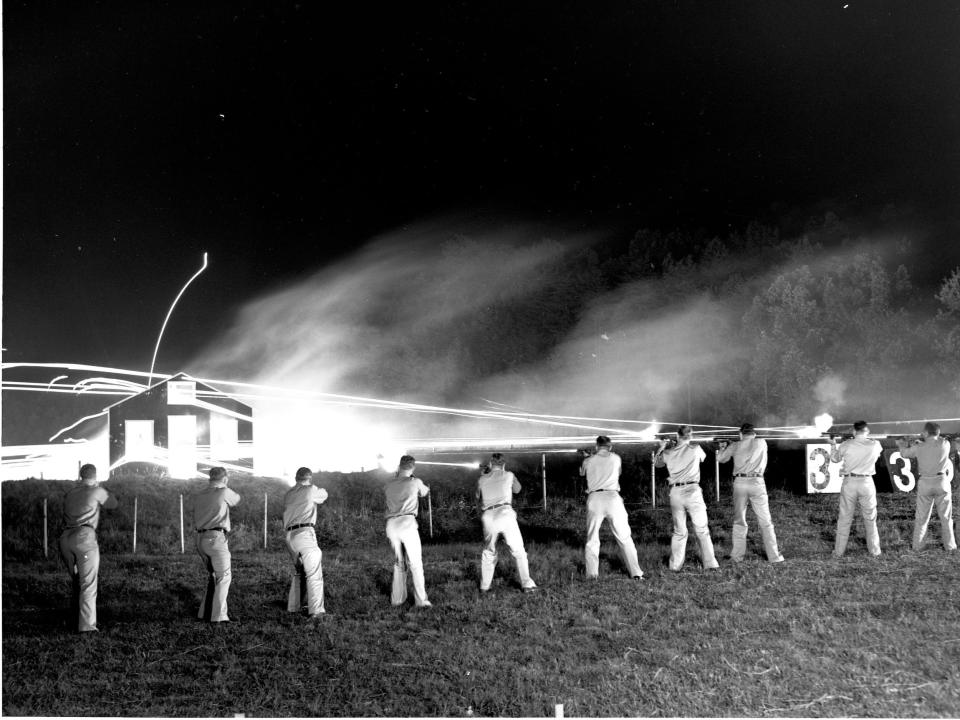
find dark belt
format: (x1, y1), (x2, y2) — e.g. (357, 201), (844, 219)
(670, 480), (699, 488)
(387, 513), (417, 520)
(483, 503), (512, 512)
(197, 527), (228, 534)
(589, 489), (618, 494)
(66, 523), (95, 531)
(843, 474), (871, 478)
(286, 523), (314, 532)
(734, 474), (763, 478)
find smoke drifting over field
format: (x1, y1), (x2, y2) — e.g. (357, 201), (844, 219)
(192, 217), (960, 469)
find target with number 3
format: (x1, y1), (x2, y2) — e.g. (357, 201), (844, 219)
(884, 449), (916, 492)
(806, 443), (842, 493)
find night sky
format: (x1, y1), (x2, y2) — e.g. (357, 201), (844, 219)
(4, 0), (960, 373)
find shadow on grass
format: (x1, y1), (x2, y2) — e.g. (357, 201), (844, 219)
(520, 523), (581, 548)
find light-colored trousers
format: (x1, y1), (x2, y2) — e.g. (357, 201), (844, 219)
(196, 530), (232, 621)
(669, 484), (719, 570)
(584, 491), (643, 578)
(286, 527), (325, 615)
(480, 506), (536, 590)
(386, 515), (430, 606)
(913, 476), (957, 551)
(731, 478), (783, 562)
(834, 476), (881, 556)
(59, 526), (100, 632)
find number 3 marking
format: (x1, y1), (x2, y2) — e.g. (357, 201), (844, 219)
(808, 447), (832, 491)
(890, 451), (915, 492)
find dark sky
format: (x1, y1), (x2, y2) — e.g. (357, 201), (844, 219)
(4, 0), (960, 373)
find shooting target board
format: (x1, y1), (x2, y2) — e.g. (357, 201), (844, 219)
(805, 443), (841, 493)
(804, 442), (917, 493)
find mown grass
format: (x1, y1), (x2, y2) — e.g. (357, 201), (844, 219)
(3, 485), (960, 717)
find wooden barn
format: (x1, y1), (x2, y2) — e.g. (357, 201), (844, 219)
(106, 373), (253, 478)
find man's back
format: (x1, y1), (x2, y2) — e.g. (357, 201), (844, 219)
(660, 443), (705, 484)
(582, 452), (621, 492)
(835, 437), (882, 475)
(283, 484), (328, 528)
(901, 437), (951, 477)
(63, 485), (117, 529)
(478, 469), (519, 508)
(384, 476), (427, 518)
(194, 485), (241, 530)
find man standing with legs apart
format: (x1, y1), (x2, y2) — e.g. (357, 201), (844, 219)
(384, 455), (432, 608)
(284, 467), (331, 619)
(897, 423), (956, 552)
(656, 426), (719, 571)
(830, 421), (883, 558)
(716, 423), (784, 563)
(581, 436), (644, 580)
(477, 453), (537, 593)
(193, 467), (240, 622)
(59, 463), (118, 633)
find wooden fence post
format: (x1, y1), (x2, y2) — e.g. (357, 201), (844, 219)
(650, 452), (656, 508)
(714, 452), (721, 503)
(263, 492), (268, 550)
(43, 498), (49, 559)
(133, 496), (138, 554)
(179, 494), (185, 554)
(427, 493), (433, 539)
(541, 453), (547, 511)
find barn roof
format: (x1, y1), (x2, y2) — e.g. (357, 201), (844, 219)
(103, 372), (252, 413)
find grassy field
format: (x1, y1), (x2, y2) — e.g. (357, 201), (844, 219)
(3, 483), (960, 717)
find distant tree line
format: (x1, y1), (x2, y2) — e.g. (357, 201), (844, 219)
(377, 213), (960, 428)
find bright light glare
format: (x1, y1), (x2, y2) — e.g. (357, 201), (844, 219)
(793, 412), (834, 438)
(637, 422), (661, 441)
(252, 404), (404, 478)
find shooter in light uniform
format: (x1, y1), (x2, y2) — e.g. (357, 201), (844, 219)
(716, 423), (784, 563)
(193, 466), (241, 622)
(283, 467), (331, 618)
(580, 435), (644, 580)
(384, 455), (432, 607)
(830, 421), (883, 558)
(59, 463), (118, 633)
(656, 426), (719, 571)
(897, 422), (957, 552)
(476, 453), (537, 593)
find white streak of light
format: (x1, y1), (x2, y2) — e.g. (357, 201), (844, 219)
(49, 411), (109, 442)
(148, 251), (208, 386)
(416, 460), (482, 469)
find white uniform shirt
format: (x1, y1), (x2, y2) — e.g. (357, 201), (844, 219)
(477, 469), (521, 509)
(581, 452), (621, 492)
(831, 437), (882, 476)
(283, 483), (329, 528)
(63, 483), (118, 529)
(193, 483), (241, 530)
(384, 476), (429, 519)
(658, 442), (706, 484)
(900, 437), (951, 477)
(717, 436), (768, 476)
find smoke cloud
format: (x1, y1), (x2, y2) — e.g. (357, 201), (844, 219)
(190, 215), (960, 472)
